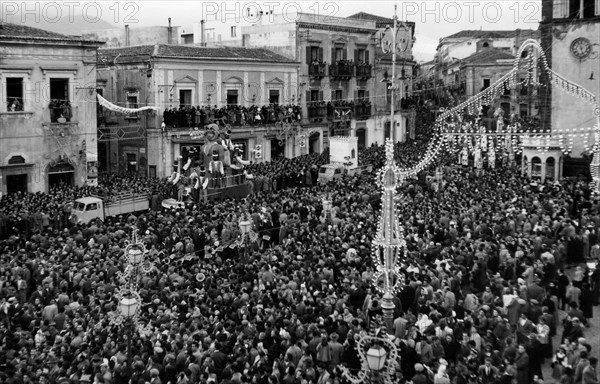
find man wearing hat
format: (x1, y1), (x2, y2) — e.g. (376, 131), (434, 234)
(194, 166), (209, 204)
(412, 363), (428, 384)
(209, 150), (224, 188)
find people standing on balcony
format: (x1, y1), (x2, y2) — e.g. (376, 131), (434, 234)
(161, 104), (301, 129)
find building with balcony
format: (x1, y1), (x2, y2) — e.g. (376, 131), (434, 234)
(0, 22), (103, 194)
(181, 11), (417, 150)
(96, 44), (299, 178)
(238, 12), (415, 150)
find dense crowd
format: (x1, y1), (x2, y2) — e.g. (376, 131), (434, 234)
(162, 105), (303, 129)
(1, 139), (600, 384)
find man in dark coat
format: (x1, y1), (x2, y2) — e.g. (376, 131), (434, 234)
(515, 344), (529, 384)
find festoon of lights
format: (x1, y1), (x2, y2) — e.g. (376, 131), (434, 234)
(108, 228), (154, 336)
(371, 139), (407, 295)
(394, 39), (600, 185)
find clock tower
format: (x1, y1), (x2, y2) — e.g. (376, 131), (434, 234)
(540, 0), (600, 169)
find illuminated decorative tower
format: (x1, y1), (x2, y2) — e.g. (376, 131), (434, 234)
(371, 138), (406, 333)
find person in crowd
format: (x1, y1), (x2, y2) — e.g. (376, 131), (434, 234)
(0, 129), (599, 384)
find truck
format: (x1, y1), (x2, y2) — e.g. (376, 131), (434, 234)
(317, 163), (373, 184)
(70, 192), (149, 224)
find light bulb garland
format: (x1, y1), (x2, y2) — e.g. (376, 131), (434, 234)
(395, 39), (599, 179)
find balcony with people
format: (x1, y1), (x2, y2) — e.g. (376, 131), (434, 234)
(355, 62), (372, 79)
(309, 61), (327, 79)
(329, 60), (354, 80)
(161, 104), (303, 130)
(307, 101), (327, 121)
(48, 99), (73, 123)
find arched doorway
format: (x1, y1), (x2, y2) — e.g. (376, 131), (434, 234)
(531, 157), (542, 178)
(48, 162), (74, 189)
(384, 121), (391, 140)
(270, 138), (285, 160)
(309, 132), (320, 154)
(356, 128), (366, 151)
(546, 157), (555, 180)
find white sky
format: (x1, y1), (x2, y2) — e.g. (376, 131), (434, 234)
(1, 0), (543, 62)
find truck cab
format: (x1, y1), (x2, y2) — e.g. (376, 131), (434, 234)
(318, 164), (348, 184)
(71, 197), (105, 224)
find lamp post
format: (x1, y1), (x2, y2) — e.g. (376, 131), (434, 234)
(371, 139), (406, 334)
(109, 228), (153, 382)
(118, 292), (139, 380)
(322, 196), (333, 220)
(239, 217), (253, 261)
(381, 5), (413, 143)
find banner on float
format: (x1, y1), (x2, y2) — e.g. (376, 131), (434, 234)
(96, 94), (158, 114)
(86, 153), (98, 186)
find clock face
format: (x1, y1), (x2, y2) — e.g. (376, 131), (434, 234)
(570, 37), (592, 59)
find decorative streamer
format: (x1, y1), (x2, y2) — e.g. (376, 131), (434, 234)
(97, 94), (158, 114)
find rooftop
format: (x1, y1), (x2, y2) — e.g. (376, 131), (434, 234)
(0, 22), (103, 44)
(444, 29), (538, 40)
(98, 44), (297, 64)
(347, 12), (415, 28)
(460, 48), (515, 65)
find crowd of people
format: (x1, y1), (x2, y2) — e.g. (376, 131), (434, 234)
(1, 136), (600, 384)
(162, 104), (303, 130)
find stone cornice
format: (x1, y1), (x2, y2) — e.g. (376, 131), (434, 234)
(297, 22), (377, 35)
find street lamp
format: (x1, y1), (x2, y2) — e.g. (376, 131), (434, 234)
(380, 5), (413, 143)
(118, 295), (139, 319)
(109, 228), (154, 381)
(366, 345), (387, 371)
(118, 292), (139, 380)
(237, 214), (256, 261)
(340, 331), (398, 384)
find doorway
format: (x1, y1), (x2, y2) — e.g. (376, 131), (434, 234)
(270, 139), (285, 160)
(356, 128), (366, 151)
(126, 153), (137, 174)
(179, 90), (192, 108)
(48, 162), (74, 190)
(6, 174), (28, 194)
(309, 132), (320, 154)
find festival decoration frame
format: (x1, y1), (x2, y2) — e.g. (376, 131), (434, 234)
(108, 228), (154, 336)
(339, 331), (399, 384)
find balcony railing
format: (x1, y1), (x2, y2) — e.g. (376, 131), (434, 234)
(355, 64), (372, 79)
(354, 103), (372, 120)
(48, 101), (73, 123)
(308, 104), (327, 119)
(308, 62), (327, 79)
(329, 61), (354, 80)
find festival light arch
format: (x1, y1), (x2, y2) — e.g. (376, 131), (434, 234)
(396, 39), (600, 190)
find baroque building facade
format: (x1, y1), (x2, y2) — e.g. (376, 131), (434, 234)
(0, 23), (102, 194)
(96, 44), (299, 178)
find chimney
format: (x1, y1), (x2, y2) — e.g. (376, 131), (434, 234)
(167, 17), (172, 44)
(200, 19), (206, 46)
(125, 24), (130, 46)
